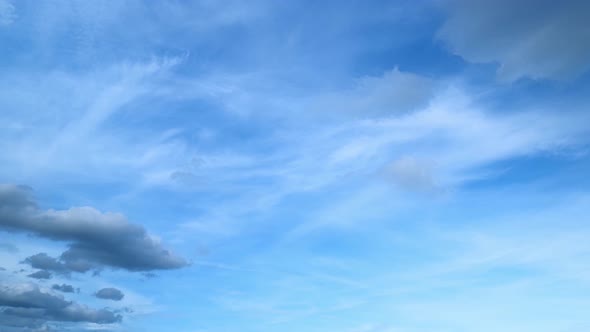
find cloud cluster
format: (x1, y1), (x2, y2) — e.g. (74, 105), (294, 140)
(0, 184), (187, 330)
(0, 184), (186, 273)
(0, 284), (120, 330)
(438, 0), (590, 81)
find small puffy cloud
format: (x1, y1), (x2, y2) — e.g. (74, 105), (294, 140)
(0, 0), (15, 26)
(51, 284), (76, 294)
(0, 184), (187, 273)
(27, 271), (52, 280)
(0, 284), (121, 327)
(438, 0), (590, 81)
(94, 288), (124, 301)
(387, 156), (438, 192)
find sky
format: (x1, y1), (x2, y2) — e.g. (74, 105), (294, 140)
(1, 0), (590, 331)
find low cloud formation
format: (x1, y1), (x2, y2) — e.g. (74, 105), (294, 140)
(51, 284), (76, 293)
(0, 184), (186, 273)
(439, 0), (590, 81)
(95, 288), (124, 301)
(27, 271), (51, 280)
(0, 284), (121, 329)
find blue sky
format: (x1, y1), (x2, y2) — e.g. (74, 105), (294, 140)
(1, 1), (590, 331)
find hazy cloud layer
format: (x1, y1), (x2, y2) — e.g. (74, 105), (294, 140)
(0, 184), (186, 272)
(439, 0), (590, 80)
(95, 288), (124, 301)
(0, 284), (121, 328)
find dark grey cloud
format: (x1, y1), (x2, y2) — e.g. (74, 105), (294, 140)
(438, 0), (590, 81)
(0, 284), (121, 328)
(51, 284), (76, 294)
(94, 288), (124, 301)
(27, 271), (52, 280)
(0, 184), (186, 273)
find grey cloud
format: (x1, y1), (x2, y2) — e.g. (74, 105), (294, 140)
(0, 312), (47, 331)
(387, 156), (438, 193)
(314, 68), (436, 117)
(0, 285), (67, 309)
(24, 254), (70, 274)
(0, 241), (18, 253)
(438, 0), (590, 81)
(51, 284), (76, 294)
(23, 253), (93, 275)
(0, 184), (186, 272)
(0, 284), (121, 327)
(4, 305), (120, 324)
(27, 271), (52, 280)
(94, 288), (124, 301)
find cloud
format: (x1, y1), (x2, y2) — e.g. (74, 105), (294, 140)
(0, 284), (121, 328)
(0, 0), (15, 26)
(0, 184), (187, 272)
(24, 254), (72, 274)
(94, 288), (124, 301)
(386, 156), (438, 193)
(0, 241), (18, 253)
(438, 0), (590, 81)
(313, 68), (436, 117)
(51, 284), (76, 294)
(27, 271), (51, 280)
